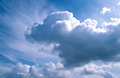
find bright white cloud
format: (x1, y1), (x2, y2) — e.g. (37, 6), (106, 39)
(81, 19), (106, 32)
(52, 11), (80, 31)
(83, 19), (97, 28)
(117, 2), (120, 6)
(102, 18), (120, 26)
(100, 7), (111, 14)
(74, 63), (115, 78)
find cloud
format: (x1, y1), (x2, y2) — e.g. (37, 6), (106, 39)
(1, 62), (71, 78)
(2, 63), (45, 78)
(102, 18), (120, 26)
(117, 2), (120, 6)
(74, 63), (116, 78)
(26, 11), (120, 68)
(100, 7), (111, 14)
(0, 0), (59, 69)
(1, 62), (117, 78)
(2, 63), (30, 78)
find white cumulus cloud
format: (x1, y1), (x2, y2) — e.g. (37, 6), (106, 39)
(1, 62), (118, 78)
(100, 7), (111, 14)
(102, 18), (120, 28)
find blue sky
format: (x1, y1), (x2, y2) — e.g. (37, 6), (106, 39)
(0, 0), (120, 78)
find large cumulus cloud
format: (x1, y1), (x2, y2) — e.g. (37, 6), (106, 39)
(26, 11), (120, 68)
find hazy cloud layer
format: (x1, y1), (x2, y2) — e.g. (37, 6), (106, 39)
(26, 11), (120, 68)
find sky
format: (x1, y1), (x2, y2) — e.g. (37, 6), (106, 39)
(0, 0), (120, 78)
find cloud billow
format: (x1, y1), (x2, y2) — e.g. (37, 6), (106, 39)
(26, 11), (120, 68)
(1, 62), (116, 78)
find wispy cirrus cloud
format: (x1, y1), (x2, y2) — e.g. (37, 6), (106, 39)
(0, 0), (58, 74)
